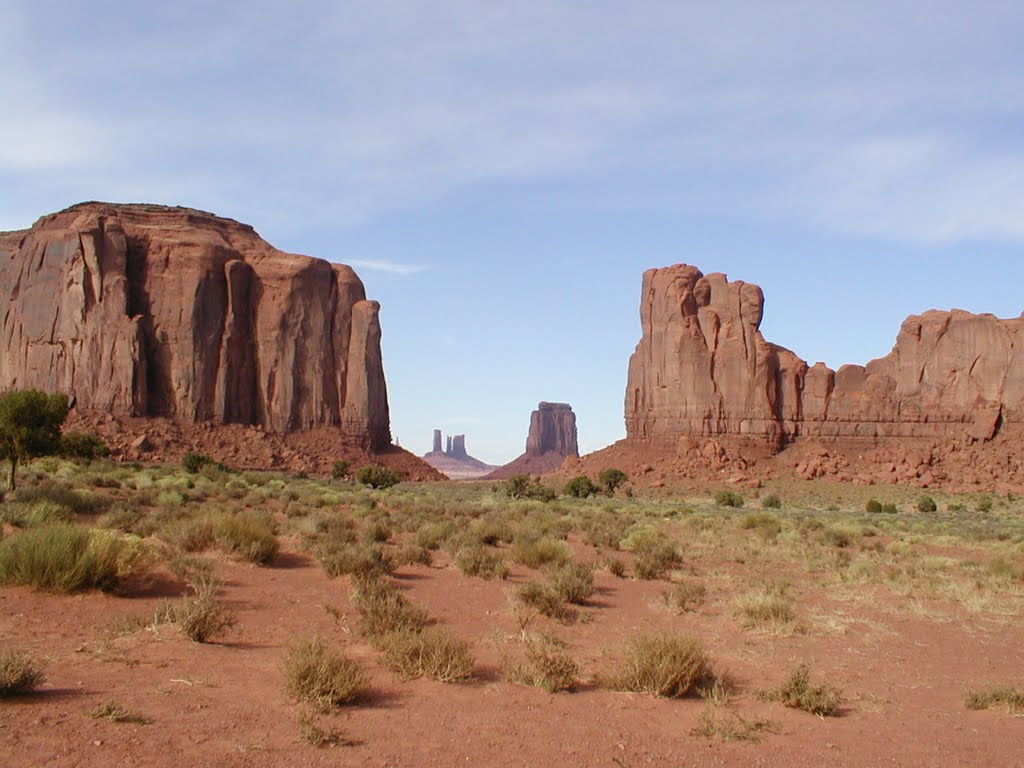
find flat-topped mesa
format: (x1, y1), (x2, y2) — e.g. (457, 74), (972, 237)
(526, 402), (579, 457)
(625, 264), (1024, 447)
(0, 202), (391, 449)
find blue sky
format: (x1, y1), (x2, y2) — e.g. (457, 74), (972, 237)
(2, 1), (1023, 464)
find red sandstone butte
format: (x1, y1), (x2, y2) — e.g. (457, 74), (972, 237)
(0, 202), (390, 449)
(487, 402), (579, 479)
(605, 263), (1024, 489)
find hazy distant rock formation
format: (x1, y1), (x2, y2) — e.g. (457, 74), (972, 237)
(422, 430), (495, 479)
(610, 263), (1024, 488)
(0, 202), (391, 449)
(487, 402), (579, 479)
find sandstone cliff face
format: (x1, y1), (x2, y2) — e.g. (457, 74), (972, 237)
(626, 264), (1024, 447)
(0, 203), (391, 449)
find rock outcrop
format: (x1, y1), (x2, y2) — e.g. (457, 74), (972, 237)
(0, 202), (391, 449)
(614, 263), (1024, 489)
(626, 264), (1024, 446)
(487, 402), (579, 479)
(422, 430), (495, 479)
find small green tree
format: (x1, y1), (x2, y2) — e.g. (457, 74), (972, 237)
(0, 390), (69, 490)
(564, 475), (598, 498)
(598, 468), (629, 496)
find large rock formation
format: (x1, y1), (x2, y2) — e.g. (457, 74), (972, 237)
(422, 430), (496, 479)
(0, 202), (391, 449)
(487, 402), (579, 479)
(612, 263), (1024, 488)
(626, 264), (1024, 446)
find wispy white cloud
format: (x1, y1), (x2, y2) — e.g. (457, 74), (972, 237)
(345, 259), (430, 276)
(1, 1), (1023, 243)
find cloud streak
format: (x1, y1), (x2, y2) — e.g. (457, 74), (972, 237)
(2, 1), (1022, 243)
(345, 259), (430, 275)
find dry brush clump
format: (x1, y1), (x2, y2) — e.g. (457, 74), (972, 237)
(0, 651), (45, 696)
(89, 700), (149, 724)
(454, 545), (509, 580)
(758, 663), (842, 717)
(691, 709), (777, 743)
(283, 635), (370, 708)
(0, 524), (148, 593)
(733, 583), (798, 632)
(377, 629), (476, 683)
(964, 686), (1024, 713)
(600, 632), (716, 699)
(506, 638), (580, 693)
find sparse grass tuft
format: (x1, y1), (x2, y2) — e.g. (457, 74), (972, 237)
(739, 512), (782, 542)
(0, 525), (147, 593)
(157, 585), (237, 643)
(758, 663), (841, 716)
(213, 511), (278, 564)
(691, 709), (777, 743)
(378, 629), (476, 683)
(283, 635), (370, 708)
(507, 639), (579, 692)
(0, 651), (45, 696)
(964, 686), (1024, 713)
(89, 700), (149, 724)
(663, 579), (707, 613)
(602, 632), (714, 698)
(546, 561), (595, 604)
(455, 545), (509, 579)
(733, 583), (797, 632)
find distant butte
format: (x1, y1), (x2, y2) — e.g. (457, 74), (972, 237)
(486, 402), (579, 479)
(422, 429), (496, 479)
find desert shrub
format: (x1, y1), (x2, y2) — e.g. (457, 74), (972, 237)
(881, 503), (898, 515)
(379, 629), (475, 682)
(603, 633), (713, 698)
(213, 511), (278, 564)
(985, 555), (1024, 583)
(158, 515), (216, 552)
(663, 579), (707, 613)
(182, 452), (216, 474)
(714, 490), (744, 508)
(964, 686), (1024, 712)
(330, 460), (351, 480)
(760, 494), (782, 510)
(0, 500), (72, 528)
(758, 663), (841, 716)
(468, 515), (515, 546)
(0, 525), (146, 593)
(581, 513), (630, 550)
(169, 585), (237, 643)
(59, 431), (110, 461)
(13, 482), (109, 515)
(598, 468), (628, 496)
(512, 534), (571, 569)
(733, 583), (796, 631)
(391, 543), (433, 568)
(97, 504), (146, 533)
(415, 521), (455, 550)
(977, 496), (994, 513)
(317, 541), (393, 579)
(283, 635), (369, 708)
(515, 580), (568, 619)
(0, 651), (45, 696)
(564, 475), (598, 499)
(455, 546), (509, 580)
(504, 474), (556, 502)
(739, 512), (782, 542)
(606, 556), (626, 578)
(0, 389), (69, 491)
(351, 577), (429, 638)
(360, 519), (392, 544)
(546, 561), (594, 604)
(917, 495), (938, 513)
(865, 499), (883, 514)
(507, 639), (579, 693)
(355, 466), (401, 489)
(633, 539), (681, 581)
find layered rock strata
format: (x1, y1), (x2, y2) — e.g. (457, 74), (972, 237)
(0, 202), (391, 449)
(626, 264), (1023, 448)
